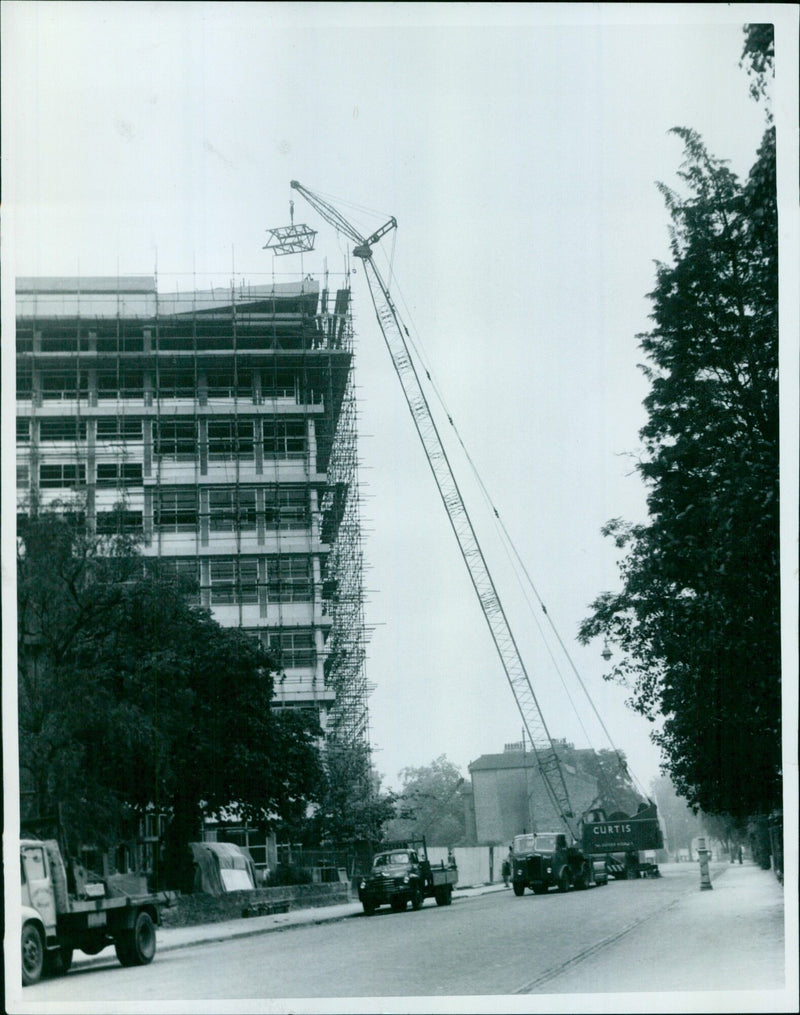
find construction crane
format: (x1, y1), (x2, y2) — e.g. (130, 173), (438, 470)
(290, 180), (580, 838)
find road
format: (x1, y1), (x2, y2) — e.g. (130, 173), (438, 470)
(22, 864), (783, 1004)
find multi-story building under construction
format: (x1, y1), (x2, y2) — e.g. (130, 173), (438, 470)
(15, 274), (370, 752)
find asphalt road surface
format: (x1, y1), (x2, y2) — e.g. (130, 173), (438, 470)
(22, 867), (739, 1004)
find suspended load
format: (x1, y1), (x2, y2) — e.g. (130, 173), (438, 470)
(264, 200), (317, 255)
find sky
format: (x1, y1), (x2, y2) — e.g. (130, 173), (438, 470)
(2, 3), (797, 806)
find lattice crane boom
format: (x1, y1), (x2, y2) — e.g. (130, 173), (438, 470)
(291, 181), (579, 838)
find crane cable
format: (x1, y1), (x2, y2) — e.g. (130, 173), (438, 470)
(371, 242), (650, 802)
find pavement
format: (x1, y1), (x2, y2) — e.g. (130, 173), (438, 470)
(522, 861), (793, 1001)
(71, 860), (794, 1003)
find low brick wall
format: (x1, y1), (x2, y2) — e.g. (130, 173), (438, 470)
(161, 883), (351, 928)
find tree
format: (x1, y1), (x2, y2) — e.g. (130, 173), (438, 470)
(578, 29), (779, 821)
(651, 775), (702, 858)
(297, 742), (397, 847)
(18, 506), (324, 889)
(740, 23), (774, 106)
(700, 811), (744, 857)
(383, 756), (467, 846)
(576, 749), (642, 816)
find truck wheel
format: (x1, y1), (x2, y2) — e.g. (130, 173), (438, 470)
(410, 883), (424, 911)
(442, 885), (453, 906)
(22, 923), (44, 986)
(557, 870), (571, 893)
(574, 863), (590, 890)
(512, 880), (525, 896)
(115, 911), (156, 967)
(362, 900), (376, 915)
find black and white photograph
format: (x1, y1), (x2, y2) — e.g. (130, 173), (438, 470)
(2, 3), (798, 1013)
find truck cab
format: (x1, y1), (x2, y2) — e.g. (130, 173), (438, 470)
(21, 841), (58, 941)
(511, 831), (593, 895)
(359, 848), (425, 914)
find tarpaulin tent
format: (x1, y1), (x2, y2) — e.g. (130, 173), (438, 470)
(189, 841), (257, 895)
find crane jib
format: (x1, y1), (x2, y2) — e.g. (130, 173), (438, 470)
(290, 181), (579, 839)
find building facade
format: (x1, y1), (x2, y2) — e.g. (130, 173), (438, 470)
(15, 275), (370, 748)
(469, 742), (599, 845)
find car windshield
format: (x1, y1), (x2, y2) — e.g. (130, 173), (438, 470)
(513, 833), (558, 853)
(374, 852), (410, 867)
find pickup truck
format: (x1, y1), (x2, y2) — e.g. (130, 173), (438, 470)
(20, 838), (178, 986)
(358, 838), (458, 915)
(511, 832), (600, 895)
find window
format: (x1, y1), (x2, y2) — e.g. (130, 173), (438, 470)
(39, 463), (86, 488)
(154, 419), (197, 457)
(158, 558), (199, 584)
(40, 332), (78, 353)
(96, 510), (143, 535)
(17, 465), (29, 488)
(122, 371), (145, 399)
(96, 370), (143, 400)
(206, 369), (253, 399)
(261, 371), (297, 400)
(119, 328), (144, 353)
(209, 559), (235, 604)
(17, 419), (30, 442)
(155, 489), (198, 532)
(156, 367), (195, 400)
(41, 370), (88, 400)
(238, 559), (259, 605)
(97, 417), (142, 440)
(144, 559), (199, 601)
(96, 372), (118, 398)
(16, 365), (33, 399)
(96, 462), (143, 486)
(265, 629), (315, 668)
(209, 558), (258, 605)
(39, 418), (88, 441)
(263, 486), (309, 529)
(21, 846), (47, 884)
(208, 419), (254, 458)
(267, 555), (312, 602)
(263, 420), (306, 459)
(208, 487), (257, 531)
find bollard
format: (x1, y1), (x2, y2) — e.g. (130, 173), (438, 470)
(697, 836), (713, 891)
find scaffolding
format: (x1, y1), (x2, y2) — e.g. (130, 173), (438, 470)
(319, 296), (371, 752)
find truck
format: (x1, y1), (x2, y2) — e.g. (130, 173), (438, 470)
(357, 838), (458, 915)
(20, 837), (178, 986)
(511, 832), (605, 895)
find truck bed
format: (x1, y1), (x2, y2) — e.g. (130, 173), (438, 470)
(60, 890), (178, 916)
(429, 866), (458, 888)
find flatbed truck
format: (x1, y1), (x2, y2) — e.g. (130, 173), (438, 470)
(358, 838), (458, 914)
(21, 837), (178, 985)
